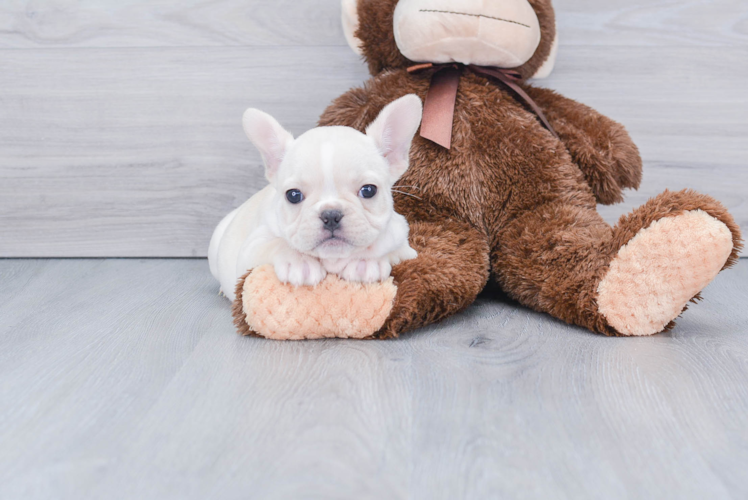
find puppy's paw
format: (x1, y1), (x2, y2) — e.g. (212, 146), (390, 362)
(273, 253), (327, 287)
(392, 244), (418, 265)
(341, 259), (392, 283)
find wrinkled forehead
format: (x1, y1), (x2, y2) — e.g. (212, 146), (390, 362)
(280, 127), (385, 181)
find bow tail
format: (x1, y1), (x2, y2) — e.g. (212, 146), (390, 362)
(419, 65), (461, 149)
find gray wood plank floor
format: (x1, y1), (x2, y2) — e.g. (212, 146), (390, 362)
(1, 259), (747, 499)
(1, 0), (746, 257)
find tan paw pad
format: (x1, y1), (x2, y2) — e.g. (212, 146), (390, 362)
(597, 210), (733, 336)
(239, 265), (396, 340)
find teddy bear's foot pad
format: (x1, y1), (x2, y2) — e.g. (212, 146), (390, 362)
(597, 210), (733, 336)
(237, 265), (397, 340)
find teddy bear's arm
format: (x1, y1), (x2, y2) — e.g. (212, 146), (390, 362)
(522, 85), (643, 205)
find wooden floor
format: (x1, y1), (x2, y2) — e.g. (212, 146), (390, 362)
(1, 258), (747, 499)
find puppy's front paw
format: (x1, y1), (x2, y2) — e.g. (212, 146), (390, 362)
(274, 253), (327, 287)
(393, 244), (418, 265)
(341, 259), (392, 283)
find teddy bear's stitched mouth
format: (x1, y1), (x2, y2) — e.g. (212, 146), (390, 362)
(419, 9), (531, 29)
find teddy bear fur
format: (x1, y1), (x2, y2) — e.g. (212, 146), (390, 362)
(313, 0), (742, 338)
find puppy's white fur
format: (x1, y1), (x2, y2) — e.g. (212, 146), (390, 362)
(209, 95), (423, 302)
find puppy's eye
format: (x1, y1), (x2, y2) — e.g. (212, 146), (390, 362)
(359, 185), (377, 199)
(285, 189), (304, 204)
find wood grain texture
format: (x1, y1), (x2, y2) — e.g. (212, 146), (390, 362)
(554, 0), (748, 47)
(0, 0), (746, 257)
(0, 259), (746, 499)
(1, 0), (745, 48)
(0, 0), (347, 48)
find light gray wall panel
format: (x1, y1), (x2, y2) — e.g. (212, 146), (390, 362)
(553, 0), (748, 46)
(0, 0), (746, 257)
(0, 0), (346, 48)
(1, 0), (745, 48)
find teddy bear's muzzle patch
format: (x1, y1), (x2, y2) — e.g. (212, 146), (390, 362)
(394, 0), (542, 68)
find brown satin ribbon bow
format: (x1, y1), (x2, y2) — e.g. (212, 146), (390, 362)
(407, 63), (558, 149)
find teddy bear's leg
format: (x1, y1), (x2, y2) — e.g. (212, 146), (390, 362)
(492, 190), (741, 336)
(375, 217), (491, 338)
(596, 190), (741, 335)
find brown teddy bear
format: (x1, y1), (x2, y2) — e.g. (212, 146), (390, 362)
(234, 0), (742, 339)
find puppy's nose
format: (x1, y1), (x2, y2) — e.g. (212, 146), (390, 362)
(320, 210), (344, 232)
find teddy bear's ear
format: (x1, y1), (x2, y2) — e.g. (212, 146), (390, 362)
(367, 94), (423, 180)
(341, 0), (363, 56)
(530, 29), (558, 79)
(242, 109), (294, 183)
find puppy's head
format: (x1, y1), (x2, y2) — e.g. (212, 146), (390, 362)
(243, 94), (423, 259)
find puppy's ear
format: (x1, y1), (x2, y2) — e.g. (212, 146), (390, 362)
(366, 94), (423, 180)
(341, 0), (363, 56)
(242, 109), (294, 182)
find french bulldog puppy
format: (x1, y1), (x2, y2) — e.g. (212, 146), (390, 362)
(209, 94), (423, 302)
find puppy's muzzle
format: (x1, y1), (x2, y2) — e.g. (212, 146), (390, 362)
(320, 210), (344, 232)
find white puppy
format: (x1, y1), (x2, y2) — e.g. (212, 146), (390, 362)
(209, 94), (423, 302)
